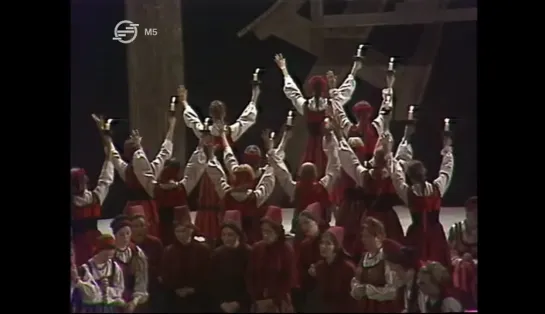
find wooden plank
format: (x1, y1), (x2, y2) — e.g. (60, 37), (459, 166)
(321, 8), (477, 28)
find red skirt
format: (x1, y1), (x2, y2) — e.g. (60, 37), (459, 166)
(365, 208), (405, 244)
(405, 222), (450, 268)
(453, 260), (478, 310)
(194, 174), (223, 240)
(73, 229), (102, 266)
(124, 200), (159, 238)
(301, 136), (327, 178)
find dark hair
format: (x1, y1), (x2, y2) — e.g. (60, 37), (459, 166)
(110, 214), (131, 234)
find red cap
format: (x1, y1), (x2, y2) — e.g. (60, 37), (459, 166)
(308, 75), (328, 98)
(352, 101), (373, 116)
(243, 145), (262, 165)
(223, 210), (242, 229)
(300, 202), (323, 224)
(262, 206), (283, 226)
(70, 167), (88, 195)
(325, 226), (344, 246)
(95, 234), (116, 253)
(126, 205), (145, 218)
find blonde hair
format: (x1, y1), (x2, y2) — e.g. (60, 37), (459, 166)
(233, 164), (256, 181)
(348, 137), (364, 148)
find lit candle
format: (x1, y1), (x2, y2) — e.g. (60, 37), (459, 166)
(444, 118), (450, 132)
(104, 119), (113, 131)
(169, 102), (176, 112)
(270, 132), (275, 140)
(204, 117), (210, 131)
(171, 96), (177, 103)
(388, 57), (395, 71)
(324, 117), (330, 128)
(253, 68), (260, 81)
(286, 111), (293, 126)
(408, 106), (414, 120)
(356, 44), (363, 57)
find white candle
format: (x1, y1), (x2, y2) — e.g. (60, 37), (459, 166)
(270, 132), (275, 140)
(357, 44), (363, 57)
(444, 118), (450, 132)
(169, 102), (176, 112)
(104, 119), (113, 131)
(171, 96), (176, 103)
(388, 57), (395, 71)
(286, 111), (293, 126)
(324, 117), (330, 128)
(204, 118), (210, 131)
(253, 68), (260, 81)
(408, 106), (414, 120)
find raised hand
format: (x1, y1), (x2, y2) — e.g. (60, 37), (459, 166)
(274, 53), (286, 70)
(91, 114), (105, 130)
(177, 85), (187, 103)
(130, 129), (142, 147)
(326, 70), (337, 89)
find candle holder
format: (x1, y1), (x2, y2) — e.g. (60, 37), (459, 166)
(443, 118), (452, 138)
(353, 44), (370, 62)
(251, 68), (262, 86)
(169, 96), (177, 117)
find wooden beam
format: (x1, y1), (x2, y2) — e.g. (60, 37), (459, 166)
(310, 0), (324, 57)
(321, 8), (477, 28)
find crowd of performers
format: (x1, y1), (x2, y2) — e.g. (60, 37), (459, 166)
(71, 49), (477, 313)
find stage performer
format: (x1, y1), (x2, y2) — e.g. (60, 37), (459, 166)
(333, 109), (412, 254)
(161, 205), (211, 313)
(154, 142), (208, 246)
(448, 196), (478, 310)
(127, 205), (164, 312)
(292, 202), (328, 312)
(71, 134), (115, 266)
(103, 111), (177, 238)
(205, 130), (276, 244)
(350, 217), (402, 313)
(314, 226), (359, 312)
(381, 238), (422, 313)
(110, 215), (149, 313)
(71, 234), (125, 313)
(209, 210), (252, 313)
(179, 82), (259, 243)
(246, 206), (296, 313)
(274, 53), (360, 177)
(417, 261), (463, 312)
(385, 132), (454, 267)
(267, 128), (340, 237)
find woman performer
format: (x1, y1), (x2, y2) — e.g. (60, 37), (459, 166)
(246, 206), (296, 313)
(350, 217), (402, 312)
(209, 210), (252, 313)
(267, 128), (340, 238)
(205, 131), (276, 244)
(126, 205), (164, 312)
(179, 83), (259, 244)
(333, 106), (412, 255)
(110, 215), (149, 313)
(381, 238), (422, 313)
(161, 205), (211, 312)
(71, 234), (125, 313)
(154, 142), (208, 246)
(448, 196), (478, 310)
(104, 111), (177, 238)
(71, 136), (115, 266)
(417, 261), (463, 312)
(292, 202), (327, 312)
(385, 131), (454, 267)
(314, 226), (359, 312)
(274, 54), (360, 177)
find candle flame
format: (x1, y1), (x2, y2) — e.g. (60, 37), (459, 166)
(171, 96), (176, 103)
(358, 44), (364, 50)
(270, 132), (275, 139)
(444, 118), (450, 124)
(409, 106), (414, 113)
(254, 68), (260, 75)
(288, 110), (293, 117)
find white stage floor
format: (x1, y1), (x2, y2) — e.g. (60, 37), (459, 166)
(98, 206), (465, 236)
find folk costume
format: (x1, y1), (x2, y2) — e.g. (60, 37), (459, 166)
(416, 262), (463, 313)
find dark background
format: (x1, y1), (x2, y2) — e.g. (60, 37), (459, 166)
(71, 0), (476, 218)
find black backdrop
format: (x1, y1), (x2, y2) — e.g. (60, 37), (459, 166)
(71, 0), (476, 217)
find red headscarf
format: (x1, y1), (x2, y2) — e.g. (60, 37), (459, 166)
(307, 75), (328, 98)
(70, 167), (88, 195)
(242, 145), (262, 169)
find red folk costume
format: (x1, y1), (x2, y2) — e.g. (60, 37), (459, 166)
(246, 206), (296, 313)
(209, 210), (252, 312)
(283, 72), (356, 177)
(388, 146), (455, 267)
(224, 144), (269, 189)
(154, 147), (208, 245)
(207, 147), (276, 244)
(71, 158), (115, 266)
(182, 99), (258, 242)
(110, 138), (174, 238)
(416, 261), (464, 313)
(161, 205), (211, 312)
(314, 226), (359, 312)
(267, 133), (340, 237)
(448, 196), (478, 310)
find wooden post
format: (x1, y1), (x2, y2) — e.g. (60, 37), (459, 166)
(125, 0), (186, 163)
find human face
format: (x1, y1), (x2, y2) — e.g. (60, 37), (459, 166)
(174, 225), (193, 244)
(261, 222), (278, 244)
(361, 228), (378, 252)
(319, 232), (336, 259)
(417, 272), (440, 296)
(130, 217), (147, 240)
(115, 226), (132, 248)
(299, 215), (318, 236)
(221, 226), (239, 248)
(97, 249), (116, 262)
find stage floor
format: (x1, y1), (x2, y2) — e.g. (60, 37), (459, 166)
(98, 206), (465, 236)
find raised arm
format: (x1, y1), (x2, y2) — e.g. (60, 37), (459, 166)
(387, 155), (409, 204)
(179, 146), (207, 194)
(371, 89), (395, 138)
(92, 156), (115, 205)
(266, 149), (296, 200)
(132, 146), (157, 197)
(149, 117), (176, 177)
(229, 86), (259, 142)
(222, 138), (240, 176)
(433, 145), (454, 197)
(337, 137), (368, 187)
(332, 102), (355, 138)
(182, 102), (204, 138)
(253, 165), (275, 207)
(394, 137), (414, 170)
(328, 61), (360, 108)
(205, 156), (231, 199)
(319, 133), (341, 192)
(276, 54), (306, 115)
(109, 141), (128, 181)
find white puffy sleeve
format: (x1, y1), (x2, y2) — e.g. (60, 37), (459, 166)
(433, 147), (454, 197)
(267, 149), (296, 200)
(75, 265), (102, 304)
(131, 247), (149, 305)
(105, 262), (125, 304)
(387, 154), (409, 204)
(205, 156), (231, 199)
(364, 262), (399, 301)
(338, 137), (368, 187)
(132, 148), (157, 197)
(222, 145), (239, 176)
(109, 142), (127, 181)
(329, 74), (356, 108)
(92, 159), (115, 205)
(150, 139), (174, 178)
(394, 138), (414, 170)
(254, 165), (275, 207)
(179, 147), (207, 194)
(441, 297), (464, 312)
(282, 75), (306, 115)
(318, 134), (341, 192)
(229, 101), (258, 142)
(182, 101), (204, 138)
